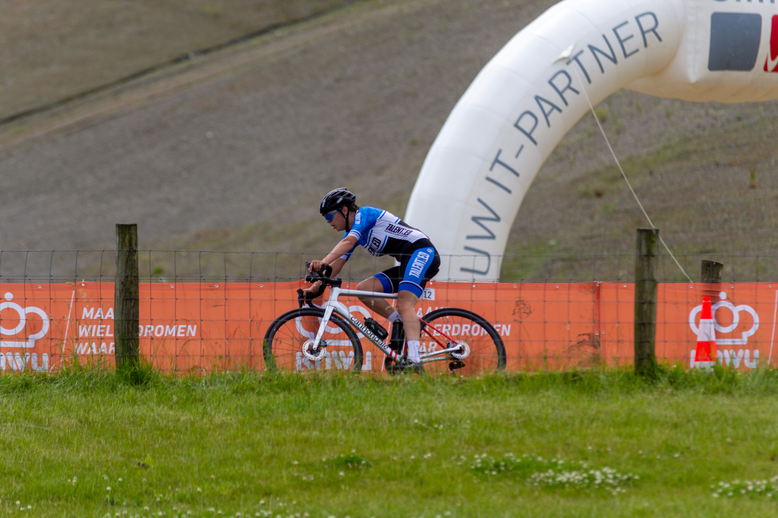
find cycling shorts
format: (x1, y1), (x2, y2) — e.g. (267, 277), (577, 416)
(374, 244), (440, 298)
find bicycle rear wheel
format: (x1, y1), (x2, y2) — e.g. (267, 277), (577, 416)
(421, 307), (506, 374)
(264, 307), (363, 373)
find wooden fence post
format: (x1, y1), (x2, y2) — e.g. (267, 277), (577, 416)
(115, 224), (140, 370)
(701, 259), (723, 302)
(635, 228), (658, 376)
(701, 260), (723, 283)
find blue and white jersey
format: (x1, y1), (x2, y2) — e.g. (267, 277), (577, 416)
(341, 207), (430, 260)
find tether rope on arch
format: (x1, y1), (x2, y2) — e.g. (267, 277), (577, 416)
(556, 44), (694, 284)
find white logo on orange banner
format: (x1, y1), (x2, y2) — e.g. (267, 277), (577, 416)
(688, 292), (759, 346)
(0, 292), (50, 348)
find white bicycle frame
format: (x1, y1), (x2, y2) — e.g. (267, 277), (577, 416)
(308, 285), (468, 365)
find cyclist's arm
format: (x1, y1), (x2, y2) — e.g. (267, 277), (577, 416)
(305, 234), (357, 302)
(324, 234), (358, 265)
(327, 256), (347, 277)
(313, 235), (358, 271)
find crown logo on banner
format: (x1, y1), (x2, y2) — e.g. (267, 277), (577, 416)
(0, 293), (50, 348)
(0, 292), (51, 372)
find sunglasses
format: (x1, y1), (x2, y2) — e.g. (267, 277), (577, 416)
(323, 210), (338, 223)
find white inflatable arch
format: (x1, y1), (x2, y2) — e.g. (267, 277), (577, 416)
(405, 0), (778, 281)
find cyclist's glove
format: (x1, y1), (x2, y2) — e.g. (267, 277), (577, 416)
(298, 261), (330, 307)
(297, 284), (325, 308)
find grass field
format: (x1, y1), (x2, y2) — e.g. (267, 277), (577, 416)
(3, 367), (778, 517)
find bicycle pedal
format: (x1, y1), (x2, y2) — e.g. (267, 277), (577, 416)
(385, 356), (424, 375)
(385, 358), (406, 375)
(364, 317), (388, 340)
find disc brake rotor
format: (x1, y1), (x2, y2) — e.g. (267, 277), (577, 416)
(302, 339), (327, 362)
(449, 340), (470, 360)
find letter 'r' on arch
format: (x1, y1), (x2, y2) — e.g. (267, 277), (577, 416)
(404, 0), (778, 281)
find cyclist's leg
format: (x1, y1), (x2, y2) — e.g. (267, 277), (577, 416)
(397, 290), (420, 339)
(356, 269), (400, 318)
(397, 247), (440, 362)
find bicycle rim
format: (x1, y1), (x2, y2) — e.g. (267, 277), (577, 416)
(264, 307), (363, 373)
(421, 307), (506, 374)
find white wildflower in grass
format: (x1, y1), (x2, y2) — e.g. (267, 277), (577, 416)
(713, 476), (778, 499)
(470, 453), (637, 494)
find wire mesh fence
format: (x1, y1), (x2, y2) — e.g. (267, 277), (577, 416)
(0, 250), (774, 374)
(2, 249), (776, 284)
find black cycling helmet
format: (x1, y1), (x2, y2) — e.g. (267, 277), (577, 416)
(319, 187), (357, 215)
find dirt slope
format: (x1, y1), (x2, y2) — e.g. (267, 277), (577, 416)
(0, 0), (777, 282)
(0, 0), (351, 120)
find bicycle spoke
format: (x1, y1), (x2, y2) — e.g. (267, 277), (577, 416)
(421, 308), (506, 374)
(264, 308), (363, 373)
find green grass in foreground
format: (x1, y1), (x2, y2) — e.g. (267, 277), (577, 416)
(3, 367), (778, 517)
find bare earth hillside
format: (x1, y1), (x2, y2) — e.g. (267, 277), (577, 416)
(1, 0), (777, 281)
(0, 0), (351, 120)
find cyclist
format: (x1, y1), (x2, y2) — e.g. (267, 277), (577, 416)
(304, 187), (440, 365)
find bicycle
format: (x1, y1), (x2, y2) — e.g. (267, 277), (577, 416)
(263, 265), (506, 374)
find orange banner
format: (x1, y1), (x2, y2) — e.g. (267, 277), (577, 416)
(0, 280), (773, 373)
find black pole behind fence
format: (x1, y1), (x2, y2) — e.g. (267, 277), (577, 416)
(701, 260), (723, 283)
(115, 224), (140, 370)
(634, 228), (658, 376)
(701, 259), (724, 304)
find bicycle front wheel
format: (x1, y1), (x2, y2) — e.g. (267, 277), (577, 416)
(421, 307), (506, 374)
(264, 307), (363, 373)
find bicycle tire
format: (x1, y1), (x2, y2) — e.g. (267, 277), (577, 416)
(421, 307), (506, 374)
(264, 307), (363, 373)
